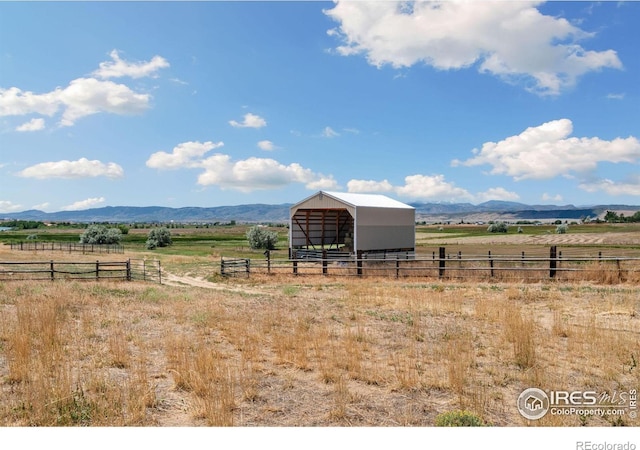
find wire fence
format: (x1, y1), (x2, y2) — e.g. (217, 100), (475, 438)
(224, 246), (640, 284)
(0, 259), (162, 283)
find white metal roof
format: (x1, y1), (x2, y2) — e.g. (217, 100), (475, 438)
(321, 191), (414, 209)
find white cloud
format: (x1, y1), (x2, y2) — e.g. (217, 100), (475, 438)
(395, 174), (474, 201)
(146, 140), (336, 192)
(453, 119), (640, 180)
(198, 155), (337, 192)
(606, 93), (625, 100)
(146, 141), (224, 170)
(93, 50), (170, 79)
(62, 197), (106, 211)
(229, 113), (267, 128)
(579, 177), (640, 196)
(0, 200), (23, 213)
(58, 78), (151, 126)
(18, 158), (124, 179)
(347, 174), (519, 203)
(32, 202), (51, 211)
(0, 51), (167, 127)
(347, 179), (394, 193)
(324, 1), (622, 95)
(475, 187), (521, 202)
(542, 193), (563, 202)
(0, 87), (61, 117)
(322, 126), (340, 138)
(257, 140), (276, 151)
(16, 118), (45, 132)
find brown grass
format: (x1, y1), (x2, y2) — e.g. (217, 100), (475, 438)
(0, 273), (638, 427)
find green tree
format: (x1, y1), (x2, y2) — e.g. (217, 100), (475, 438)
(146, 227), (172, 250)
(79, 225), (123, 245)
(246, 225), (278, 250)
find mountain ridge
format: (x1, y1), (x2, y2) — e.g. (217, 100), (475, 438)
(2, 201), (639, 224)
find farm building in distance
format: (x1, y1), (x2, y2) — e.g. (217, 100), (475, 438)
(289, 191), (415, 258)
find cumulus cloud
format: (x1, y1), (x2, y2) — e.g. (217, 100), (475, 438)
(346, 174), (518, 203)
(347, 179), (394, 193)
(62, 197), (106, 211)
(16, 118), (45, 132)
(453, 119), (640, 180)
(146, 141), (225, 170)
(0, 51), (167, 127)
(257, 140), (276, 151)
(229, 113), (267, 128)
(198, 155), (338, 192)
(146, 140), (337, 192)
(579, 177), (640, 196)
(93, 50), (170, 79)
(18, 158), (124, 179)
(0, 200), (23, 213)
(324, 1), (622, 95)
(475, 187), (521, 203)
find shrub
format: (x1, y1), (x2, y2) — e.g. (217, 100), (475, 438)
(146, 227), (172, 250)
(435, 410), (487, 427)
(79, 225), (122, 245)
(487, 222), (508, 233)
(246, 225), (278, 250)
(556, 224), (569, 234)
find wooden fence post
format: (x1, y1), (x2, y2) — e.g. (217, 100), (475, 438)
(549, 246), (557, 278)
(126, 259), (131, 281)
(489, 251), (494, 278)
(438, 247), (446, 278)
(322, 250), (328, 275)
(96, 261), (100, 281)
(357, 250), (363, 276)
(50, 260), (54, 281)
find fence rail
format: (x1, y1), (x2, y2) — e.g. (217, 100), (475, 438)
(9, 241), (124, 254)
(0, 259), (161, 283)
(234, 246), (640, 283)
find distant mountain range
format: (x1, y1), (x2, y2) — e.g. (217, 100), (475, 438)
(2, 201), (639, 224)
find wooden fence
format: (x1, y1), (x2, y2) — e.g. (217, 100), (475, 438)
(229, 246), (640, 283)
(220, 258), (250, 277)
(0, 259), (162, 283)
(9, 241), (124, 254)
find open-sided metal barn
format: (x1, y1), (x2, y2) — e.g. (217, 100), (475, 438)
(289, 191), (415, 258)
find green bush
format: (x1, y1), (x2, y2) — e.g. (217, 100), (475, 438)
(487, 222), (508, 233)
(146, 227), (172, 250)
(79, 225), (122, 245)
(246, 225), (278, 250)
(556, 224), (569, 234)
(434, 410), (487, 427)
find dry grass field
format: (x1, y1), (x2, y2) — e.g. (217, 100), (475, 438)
(0, 230), (638, 428)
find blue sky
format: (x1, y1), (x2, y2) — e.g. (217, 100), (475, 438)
(1, 1), (639, 213)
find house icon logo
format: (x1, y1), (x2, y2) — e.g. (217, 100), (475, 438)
(517, 388), (550, 420)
